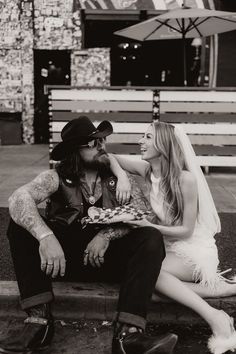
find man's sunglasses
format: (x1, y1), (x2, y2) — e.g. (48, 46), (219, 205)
(79, 137), (106, 149)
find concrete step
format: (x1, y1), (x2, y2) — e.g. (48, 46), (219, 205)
(1, 281), (236, 325)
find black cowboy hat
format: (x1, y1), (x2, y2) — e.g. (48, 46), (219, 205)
(51, 116), (113, 161)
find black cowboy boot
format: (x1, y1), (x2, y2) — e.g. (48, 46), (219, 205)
(112, 323), (178, 354)
(0, 303), (54, 354)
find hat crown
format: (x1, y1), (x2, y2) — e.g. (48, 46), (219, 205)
(51, 115), (113, 161)
(61, 116), (97, 142)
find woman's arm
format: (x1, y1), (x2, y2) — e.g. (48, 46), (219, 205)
(125, 171), (198, 239)
(109, 153), (149, 178)
(108, 153), (149, 204)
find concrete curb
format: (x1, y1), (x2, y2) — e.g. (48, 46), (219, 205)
(1, 281), (236, 324)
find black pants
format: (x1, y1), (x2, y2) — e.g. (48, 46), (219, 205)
(7, 219), (165, 330)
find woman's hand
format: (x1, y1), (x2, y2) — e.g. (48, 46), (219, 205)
(125, 218), (154, 228)
(116, 172), (131, 205)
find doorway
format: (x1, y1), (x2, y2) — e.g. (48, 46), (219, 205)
(34, 50), (71, 143)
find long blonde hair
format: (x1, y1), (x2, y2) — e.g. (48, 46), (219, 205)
(146, 122), (185, 225)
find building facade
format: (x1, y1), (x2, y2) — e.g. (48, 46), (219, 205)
(0, 0), (235, 144)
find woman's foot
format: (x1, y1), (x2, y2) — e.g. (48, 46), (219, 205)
(208, 310), (236, 354)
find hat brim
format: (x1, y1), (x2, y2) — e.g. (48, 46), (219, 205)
(89, 120), (113, 139)
(51, 120), (113, 161)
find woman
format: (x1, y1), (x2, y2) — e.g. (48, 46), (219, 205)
(109, 121), (236, 354)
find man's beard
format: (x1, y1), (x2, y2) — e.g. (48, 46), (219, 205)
(83, 150), (111, 174)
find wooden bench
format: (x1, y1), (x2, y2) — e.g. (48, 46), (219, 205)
(48, 86), (236, 172)
(159, 90), (236, 172)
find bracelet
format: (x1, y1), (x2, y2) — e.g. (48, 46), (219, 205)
(37, 232), (54, 242)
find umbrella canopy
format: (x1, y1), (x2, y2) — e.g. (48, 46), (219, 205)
(114, 8), (236, 40)
(114, 7), (236, 85)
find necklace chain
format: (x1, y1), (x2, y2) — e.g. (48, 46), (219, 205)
(81, 173), (99, 205)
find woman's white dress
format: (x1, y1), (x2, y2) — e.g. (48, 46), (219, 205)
(149, 173), (220, 288)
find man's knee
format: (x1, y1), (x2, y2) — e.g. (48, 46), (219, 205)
(136, 227), (165, 256)
(7, 218), (30, 241)
(145, 227), (164, 249)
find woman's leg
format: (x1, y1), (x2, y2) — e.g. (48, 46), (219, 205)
(183, 281), (236, 298)
(162, 251), (236, 298)
(154, 253), (234, 338)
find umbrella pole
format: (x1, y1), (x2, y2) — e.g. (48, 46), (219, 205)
(182, 33), (187, 86)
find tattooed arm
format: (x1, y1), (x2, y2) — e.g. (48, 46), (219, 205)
(96, 225), (130, 241)
(84, 225), (131, 268)
(8, 169), (59, 241)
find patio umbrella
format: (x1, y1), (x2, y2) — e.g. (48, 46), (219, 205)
(114, 5), (236, 86)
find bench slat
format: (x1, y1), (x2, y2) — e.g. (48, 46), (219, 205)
(161, 102), (236, 113)
(52, 121), (150, 133)
(51, 89), (153, 101)
(161, 113), (236, 123)
(193, 145), (236, 156)
(52, 111), (153, 122)
(160, 91), (236, 102)
(189, 135), (236, 145)
(106, 144), (236, 156)
(52, 132), (143, 144)
(52, 100), (153, 112)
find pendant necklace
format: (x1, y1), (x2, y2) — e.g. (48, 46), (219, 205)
(82, 172), (99, 205)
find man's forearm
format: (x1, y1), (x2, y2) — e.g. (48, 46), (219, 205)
(96, 225), (130, 241)
(9, 191), (53, 241)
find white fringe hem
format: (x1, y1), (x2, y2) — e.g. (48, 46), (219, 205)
(169, 242), (221, 291)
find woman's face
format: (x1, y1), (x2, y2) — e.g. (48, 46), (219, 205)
(138, 125), (160, 161)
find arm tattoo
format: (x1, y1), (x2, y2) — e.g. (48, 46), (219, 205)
(8, 170), (59, 240)
(96, 225), (130, 241)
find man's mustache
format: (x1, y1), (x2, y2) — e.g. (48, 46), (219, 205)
(95, 149), (107, 158)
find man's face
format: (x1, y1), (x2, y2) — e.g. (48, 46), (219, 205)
(79, 138), (110, 171)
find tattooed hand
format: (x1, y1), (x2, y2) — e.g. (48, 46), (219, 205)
(8, 170), (59, 241)
(39, 234), (66, 277)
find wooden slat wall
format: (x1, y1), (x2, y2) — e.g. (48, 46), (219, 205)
(49, 88), (236, 168)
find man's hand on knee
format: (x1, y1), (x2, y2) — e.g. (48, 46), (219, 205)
(83, 235), (109, 268)
(39, 234), (66, 278)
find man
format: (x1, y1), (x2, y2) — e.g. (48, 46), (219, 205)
(0, 116), (177, 354)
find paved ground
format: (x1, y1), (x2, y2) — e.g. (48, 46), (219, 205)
(0, 318), (211, 354)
